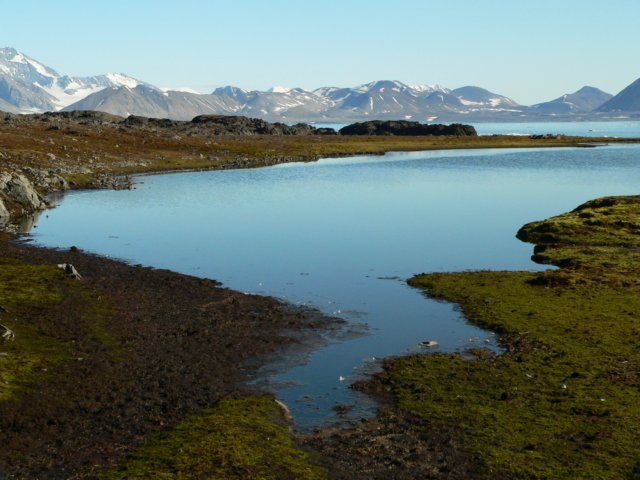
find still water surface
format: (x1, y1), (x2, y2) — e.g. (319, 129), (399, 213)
(29, 143), (640, 430)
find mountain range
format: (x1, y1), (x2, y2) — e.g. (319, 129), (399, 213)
(1, 47), (638, 122)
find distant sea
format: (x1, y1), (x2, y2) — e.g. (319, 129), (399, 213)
(313, 121), (640, 138)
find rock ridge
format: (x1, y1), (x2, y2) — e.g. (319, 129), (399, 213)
(339, 120), (477, 136)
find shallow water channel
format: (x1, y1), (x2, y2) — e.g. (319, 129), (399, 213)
(27, 144), (640, 430)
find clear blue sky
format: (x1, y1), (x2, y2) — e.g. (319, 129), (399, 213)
(2, 0), (638, 104)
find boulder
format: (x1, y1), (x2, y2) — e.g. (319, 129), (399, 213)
(0, 172), (45, 211)
(58, 263), (82, 280)
(339, 120), (477, 136)
(0, 323), (15, 342)
(0, 198), (9, 224)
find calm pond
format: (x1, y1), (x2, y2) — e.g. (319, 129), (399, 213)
(27, 142), (640, 430)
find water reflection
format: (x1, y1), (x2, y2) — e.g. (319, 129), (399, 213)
(27, 144), (640, 430)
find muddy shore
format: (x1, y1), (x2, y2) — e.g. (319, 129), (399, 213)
(0, 237), (337, 478)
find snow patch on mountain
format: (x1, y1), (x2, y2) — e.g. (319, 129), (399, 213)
(25, 58), (55, 78)
(162, 87), (201, 94)
(9, 53), (27, 64)
(105, 73), (140, 88)
(268, 86), (294, 93)
(39, 82), (105, 109)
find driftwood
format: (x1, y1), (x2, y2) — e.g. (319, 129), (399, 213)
(0, 323), (15, 341)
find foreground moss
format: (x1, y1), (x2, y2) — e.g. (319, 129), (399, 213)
(0, 259), (69, 400)
(0, 244), (120, 402)
(399, 196), (640, 478)
(99, 395), (326, 480)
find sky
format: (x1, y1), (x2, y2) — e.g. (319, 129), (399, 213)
(2, 0), (639, 104)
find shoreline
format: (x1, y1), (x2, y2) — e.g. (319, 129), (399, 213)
(0, 233), (342, 477)
(2, 110), (639, 230)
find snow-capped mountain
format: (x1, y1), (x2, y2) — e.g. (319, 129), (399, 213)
(63, 84), (244, 120)
(212, 86), (249, 102)
(1, 47), (634, 122)
(316, 80), (447, 119)
(531, 86), (613, 114)
(238, 87), (334, 120)
(451, 86), (520, 110)
(0, 47), (151, 112)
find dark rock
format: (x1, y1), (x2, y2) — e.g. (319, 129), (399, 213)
(315, 127), (338, 135)
(339, 120), (477, 136)
(42, 110), (125, 124)
(190, 115), (316, 135)
(530, 133), (560, 140)
(123, 115), (179, 129)
(332, 404), (353, 415)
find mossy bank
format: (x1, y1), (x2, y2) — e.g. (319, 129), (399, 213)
(0, 238), (331, 478)
(384, 195), (640, 478)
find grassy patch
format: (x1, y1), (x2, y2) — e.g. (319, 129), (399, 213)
(399, 196), (640, 478)
(99, 395), (327, 480)
(0, 258), (113, 401)
(0, 259), (68, 400)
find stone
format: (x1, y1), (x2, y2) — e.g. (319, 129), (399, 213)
(0, 172), (45, 212)
(0, 323), (15, 342)
(57, 263), (82, 280)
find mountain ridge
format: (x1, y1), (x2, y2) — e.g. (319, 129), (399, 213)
(530, 86), (613, 114)
(1, 47), (636, 122)
(597, 79), (640, 112)
(0, 47), (151, 113)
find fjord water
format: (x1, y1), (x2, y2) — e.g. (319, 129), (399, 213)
(29, 143), (640, 430)
(316, 120), (640, 138)
(474, 121), (640, 137)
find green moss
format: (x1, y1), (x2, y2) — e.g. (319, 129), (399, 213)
(0, 326), (70, 401)
(99, 396), (326, 480)
(0, 260), (68, 400)
(0, 258), (115, 401)
(62, 172), (94, 188)
(0, 259), (62, 306)
(401, 196), (640, 478)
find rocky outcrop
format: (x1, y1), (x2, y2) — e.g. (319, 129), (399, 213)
(0, 168), (70, 230)
(0, 110), (336, 135)
(0, 172), (45, 211)
(122, 115), (179, 129)
(190, 115), (320, 135)
(0, 198), (10, 223)
(20, 167), (69, 191)
(339, 121), (477, 136)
